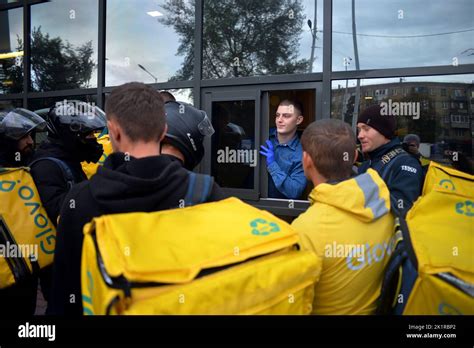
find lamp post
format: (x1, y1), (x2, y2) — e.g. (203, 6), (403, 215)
(342, 57), (352, 122)
(307, 1), (318, 73)
(138, 64), (158, 83)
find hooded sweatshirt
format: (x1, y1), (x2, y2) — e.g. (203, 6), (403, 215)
(291, 169), (394, 315)
(48, 152), (225, 315)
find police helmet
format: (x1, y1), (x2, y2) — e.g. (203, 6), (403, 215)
(0, 108), (46, 140)
(163, 101), (214, 170)
(45, 100), (106, 138)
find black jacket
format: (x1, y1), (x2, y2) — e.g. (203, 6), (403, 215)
(358, 138), (423, 216)
(29, 142), (88, 226)
(49, 153), (225, 315)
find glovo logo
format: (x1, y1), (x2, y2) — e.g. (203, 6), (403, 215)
(455, 200), (474, 217)
(250, 218), (280, 236)
(0, 178), (55, 255)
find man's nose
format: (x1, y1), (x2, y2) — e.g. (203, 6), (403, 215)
(26, 135), (34, 144)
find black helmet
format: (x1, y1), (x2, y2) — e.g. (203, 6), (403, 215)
(46, 100), (106, 138)
(163, 101), (214, 170)
(0, 108), (46, 140)
(41, 100), (107, 163)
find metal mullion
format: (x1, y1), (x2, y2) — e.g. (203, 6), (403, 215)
(27, 87), (98, 99)
(193, 0), (203, 108)
(321, 0), (332, 119)
(200, 73), (323, 88)
(97, 0), (106, 109)
(332, 64), (474, 81)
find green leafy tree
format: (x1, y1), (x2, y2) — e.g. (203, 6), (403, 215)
(2, 27), (95, 93)
(160, 0), (309, 79)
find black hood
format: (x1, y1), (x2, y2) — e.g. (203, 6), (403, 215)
(30, 141), (88, 183)
(89, 153), (190, 214)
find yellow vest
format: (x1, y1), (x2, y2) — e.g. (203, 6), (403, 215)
(0, 167), (56, 288)
(292, 169), (394, 314)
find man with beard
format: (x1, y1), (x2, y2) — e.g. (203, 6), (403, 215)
(0, 108), (46, 167)
(29, 100), (106, 306)
(0, 108), (47, 316)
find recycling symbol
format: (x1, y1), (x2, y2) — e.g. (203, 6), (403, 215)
(439, 179), (456, 191)
(250, 218), (280, 236)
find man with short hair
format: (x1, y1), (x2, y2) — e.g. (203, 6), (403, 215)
(260, 99), (307, 199)
(49, 82), (223, 315)
(292, 119), (394, 314)
(357, 105), (423, 215)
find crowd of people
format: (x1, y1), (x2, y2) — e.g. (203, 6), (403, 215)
(0, 81), (470, 315)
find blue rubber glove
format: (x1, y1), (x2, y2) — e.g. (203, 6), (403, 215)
(260, 140), (275, 166)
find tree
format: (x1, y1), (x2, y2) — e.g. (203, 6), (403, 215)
(2, 27), (95, 93)
(160, 0), (310, 80)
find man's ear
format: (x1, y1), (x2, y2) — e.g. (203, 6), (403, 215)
(302, 151), (314, 170)
(159, 124), (168, 142)
(296, 115), (304, 126)
(107, 119), (121, 152)
(354, 148), (359, 163)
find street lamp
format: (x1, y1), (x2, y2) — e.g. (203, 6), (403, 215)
(138, 64), (158, 83)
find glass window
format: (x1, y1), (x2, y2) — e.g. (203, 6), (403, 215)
(202, 0), (323, 79)
(30, 0), (98, 91)
(331, 74), (474, 167)
(106, 0), (195, 86)
(0, 99), (21, 111)
(211, 100), (255, 189)
(0, 8), (22, 94)
(333, 0), (474, 71)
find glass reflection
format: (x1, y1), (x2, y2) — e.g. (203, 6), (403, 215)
(202, 0), (323, 79)
(106, 0), (195, 86)
(333, 0), (474, 71)
(0, 8), (22, 94)
(331, 74), (474, 172)
(211, 100), (255, 189)
(30, 0), (98, 91)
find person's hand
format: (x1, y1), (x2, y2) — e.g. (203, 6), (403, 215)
(260, 140), (275, 166)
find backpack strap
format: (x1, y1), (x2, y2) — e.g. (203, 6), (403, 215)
(184, 172), (214, 207)
(376, 216), (419, 314)
(29, 157), (75, 190)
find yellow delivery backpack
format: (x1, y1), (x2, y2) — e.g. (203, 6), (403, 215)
(81, 197), (321, 315)
(378, 161), (474, 314)
(0, 167), (57, 289)
(82, 134), (113, 179)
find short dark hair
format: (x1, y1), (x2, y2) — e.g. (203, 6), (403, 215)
(160, 90), (176, 103)
(105, 82), (166, 142)
(278, 99), (303, 116)
(301, 119), (356, 181)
